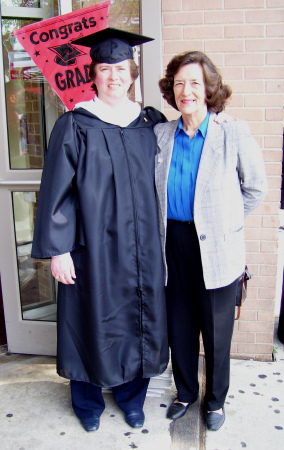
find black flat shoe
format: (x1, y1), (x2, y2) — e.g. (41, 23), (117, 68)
(166, 398), (198, 420)
(80, 416), (100, 432)
(206, 408), (225, 431)
(125, 410), (145, 428)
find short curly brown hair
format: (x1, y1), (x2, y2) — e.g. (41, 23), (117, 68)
(89, 59), (139, 95)
(159, 51), (232, 113)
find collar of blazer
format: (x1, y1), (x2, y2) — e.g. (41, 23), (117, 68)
(155, 118), (179, 159)
(194, 113), (228, 210)
(155, 112), (226, 208)
(155, 112), (223, 161)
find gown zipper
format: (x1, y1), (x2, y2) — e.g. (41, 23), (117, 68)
(120, 129), (144, 338)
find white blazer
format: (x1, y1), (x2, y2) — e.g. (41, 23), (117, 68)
(154, 113), (268, 289)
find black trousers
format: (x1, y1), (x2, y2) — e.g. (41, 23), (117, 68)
(166, 220), (239, 411)
(70, 373), (150, 419)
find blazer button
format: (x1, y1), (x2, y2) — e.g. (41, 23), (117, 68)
(200, 234), (206, 241)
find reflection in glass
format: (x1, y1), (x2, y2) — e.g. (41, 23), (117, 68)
(2, 12), (64, 169)
(12, 192), (57, 321)
(1, 0), (40, 7)
(72, 0), (139, 33)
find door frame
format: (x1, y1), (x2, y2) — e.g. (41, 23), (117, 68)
(0, 4), (56, 355)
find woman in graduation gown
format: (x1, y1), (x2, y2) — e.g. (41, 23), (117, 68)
(31, 28), (169, 432)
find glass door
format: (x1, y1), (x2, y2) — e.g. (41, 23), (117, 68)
(0, 0), (62, 355)
(0, 0), (145, 355)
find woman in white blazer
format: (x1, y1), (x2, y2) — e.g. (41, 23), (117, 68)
(154, 51), (267, 431)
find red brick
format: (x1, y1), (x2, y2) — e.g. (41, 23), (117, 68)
(230, 342), (238, 353)
(258, 288), (277, 299)
(220, 67), (243, 81)
(266, 80), (284, 93)
(267, 54), (284, 67)
(225, 24), (264, 38)
(229, 80), (264, 93)
(227, 108), (264, 121)
(244, 264), (260, 276)
(265, 109), (283, 121)
(183, 0), (223, 10)
(264, 135), (283, 148)
(246, 66), (284, 80)
(245, 241), (261, 252)
(264, 190), (281, 202)
(246, 38), (284, 52)
(226, 94), (244, 107)
(163, 27), (183, 40)
(238, 321), (274, 332)
(163, 12), (203, 25)
(205, 39), (244, 53)
(253, 135), (263, 147)
(248, 299), (275, 310)
(262, 216), (280, 228)
(162, 54), (170, 68)
(260, 241), (278, 253)
(160, 0), (284, 360)
(262, 162), (282, 175)
(245, 94), (284, 107)
(250, 276), (276, 288)
(183, 25), (223, 39)
(225, 53), (265, 66)
(246, 9), (284, 23)
(256, 333), (274, 344)
(236, 310), (258, 321)
(225, 0), (265, 7)
(258, 310), (275, 321)
(257, 202), (281, 216)
(244, 228), (277, 242)
(263, 150), (283, 162)
(267, 0), (284, 6)
(245, 287), (258, 299)
(162, 0), (182, 11)
(266, 24), (284, 38)
(237, 343), (273, 354)
(232, 332), (256, 343)
(205, 10), (244, 24)
(245, 215), (262, 228)
(267, 176), (282, 189)
(208, 54), (225, 67)
(164, 40), (203, 54)
(247, 253), (278, 265)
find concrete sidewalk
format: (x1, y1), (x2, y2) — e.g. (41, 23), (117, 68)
(0, 326), (283, 450)
(205, 326), (284, 450)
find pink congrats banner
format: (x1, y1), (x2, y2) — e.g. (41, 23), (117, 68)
(13, 1), (110, 109)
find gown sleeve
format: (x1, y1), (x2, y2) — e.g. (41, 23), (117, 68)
(31, 112), (81, 258)
(144, 106), (168, 126)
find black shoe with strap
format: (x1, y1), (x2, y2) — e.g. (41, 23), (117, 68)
(166, 397), (198, 420)
(206, 407), (225, 431)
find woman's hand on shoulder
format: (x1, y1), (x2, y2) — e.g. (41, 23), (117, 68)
(51, 253), (76, 285)
(214, 111), (237, 124)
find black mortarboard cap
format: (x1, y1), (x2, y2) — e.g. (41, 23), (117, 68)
(72, 27), (154, 64)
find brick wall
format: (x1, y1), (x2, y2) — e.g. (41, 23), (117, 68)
(161, 0), (284, 361)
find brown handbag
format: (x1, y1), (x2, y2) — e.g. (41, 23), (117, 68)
(235, 266), (253, 320)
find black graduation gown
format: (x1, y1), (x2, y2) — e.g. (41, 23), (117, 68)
(31, 106), (169, 387)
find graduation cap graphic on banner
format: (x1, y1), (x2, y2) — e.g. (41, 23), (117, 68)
(13, 1), (110, 109)
(49, 42), (87, 66)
